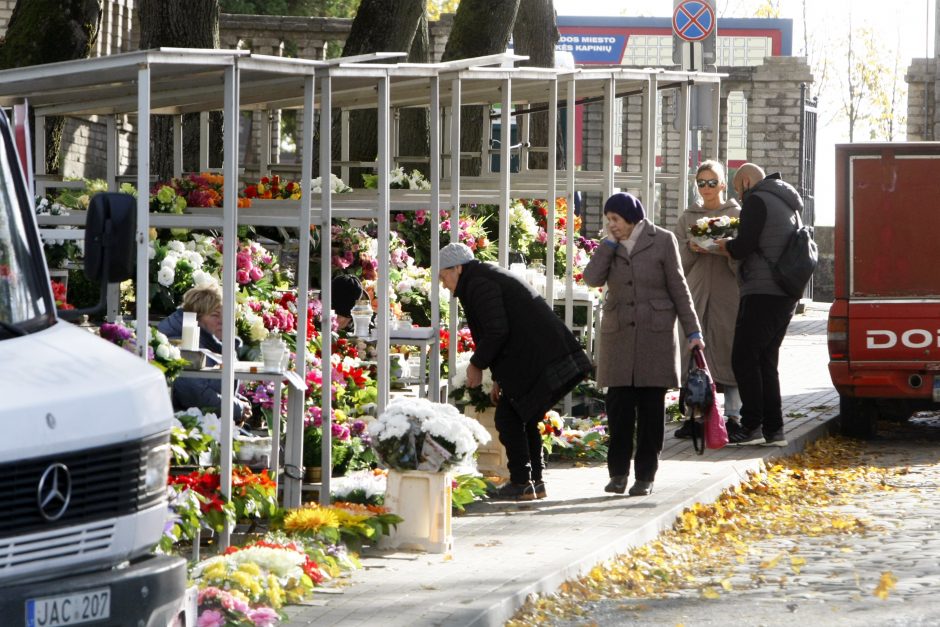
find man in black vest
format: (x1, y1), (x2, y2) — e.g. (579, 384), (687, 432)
(439, 243), (592, 500)
(717, 163), (802, 446)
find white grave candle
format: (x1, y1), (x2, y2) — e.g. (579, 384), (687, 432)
(181, 311), (199, 351)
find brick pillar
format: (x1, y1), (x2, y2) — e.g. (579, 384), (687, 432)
(744, 56), (813, 184)
(905, 58), (937, 141)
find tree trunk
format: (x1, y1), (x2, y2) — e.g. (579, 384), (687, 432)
(398, 12), (431, 177)
(341, 0), (425, 187)
(139, 0), (221, 182)
(0, 0), (102, 174)
(512, 0), (558, 170)
(442, 0), (520, 176)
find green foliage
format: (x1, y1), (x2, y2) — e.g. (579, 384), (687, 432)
(452, 473), (489, 512)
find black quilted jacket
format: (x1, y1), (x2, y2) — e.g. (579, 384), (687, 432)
(454, 260), (592, 420)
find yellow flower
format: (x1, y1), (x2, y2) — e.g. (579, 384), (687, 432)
(284, 505), (340, 532)
(231, 570), (255, 595)
(267, 574), (284, 608)
(238, 562), (262, 577)
(330, 507), (370, 526)
(204, 562), (227, 580)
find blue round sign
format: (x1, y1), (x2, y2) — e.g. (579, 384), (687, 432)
(673, 0), (715, 42)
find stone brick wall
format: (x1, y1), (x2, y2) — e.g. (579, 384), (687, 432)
(905, 58), (938, 141)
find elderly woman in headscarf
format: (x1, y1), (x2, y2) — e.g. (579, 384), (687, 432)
(583, 193), (703, 497)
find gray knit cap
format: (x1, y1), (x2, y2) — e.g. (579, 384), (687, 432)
(439, 243), (475, 269)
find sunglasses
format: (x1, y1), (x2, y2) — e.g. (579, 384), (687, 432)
(696, 179), (721, 189)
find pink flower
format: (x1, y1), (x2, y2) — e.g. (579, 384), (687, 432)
(197, 609), (225, 627)
(395, 213), (406, 223)
(415, 209), (427, 225)
(236, 250), (252, 270)
(236, 269), (250, 284)
(249, 266), (264, 281)
(247, 607), (280, 627)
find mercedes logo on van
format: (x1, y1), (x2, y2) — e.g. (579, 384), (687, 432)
(37, 463), (71, 521)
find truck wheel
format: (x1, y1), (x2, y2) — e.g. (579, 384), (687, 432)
(839, 396), (878, 439)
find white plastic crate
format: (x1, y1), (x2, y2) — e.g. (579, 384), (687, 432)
(381, 470), (453, 554)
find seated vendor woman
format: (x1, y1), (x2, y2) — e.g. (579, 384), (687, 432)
(157, 284), (252, 422)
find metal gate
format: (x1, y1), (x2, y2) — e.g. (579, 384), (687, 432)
(798, 83), (818, 299)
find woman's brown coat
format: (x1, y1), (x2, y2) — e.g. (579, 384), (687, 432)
(583, 220), (701, 389)
(673, 199), (741, 385)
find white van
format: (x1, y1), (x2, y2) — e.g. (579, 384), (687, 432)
(0, 107), (188, 625)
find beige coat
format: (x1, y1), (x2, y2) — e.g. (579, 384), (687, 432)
(583, 220), (701, 389)
(673, 199), (741, 385)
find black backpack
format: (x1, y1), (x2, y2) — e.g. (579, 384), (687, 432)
(760, 209), (818, 298)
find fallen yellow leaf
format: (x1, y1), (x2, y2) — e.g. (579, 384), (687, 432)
(874, 571), (897, 600)
(790, 556), (806, 574)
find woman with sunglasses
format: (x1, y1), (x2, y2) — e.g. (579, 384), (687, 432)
(673, 160), (742, 436)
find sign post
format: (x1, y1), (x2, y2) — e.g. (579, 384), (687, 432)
(672, 0), (716, 71)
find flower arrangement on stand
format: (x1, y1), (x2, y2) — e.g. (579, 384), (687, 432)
(97, 319), (188, 381)
(369, 397), (491, 472)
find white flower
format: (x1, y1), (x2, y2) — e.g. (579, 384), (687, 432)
(198, 412), (222, 441)
(167, 240), (185, 253)
(249, 317), (268, 342)
(182, 250), (204, 269)
(192, 270), (217, 288)
(331, 469), (387, 501)
(148, 242), (157, 260)
(157, 266), (175, 287)
(155, 344), (170, 360)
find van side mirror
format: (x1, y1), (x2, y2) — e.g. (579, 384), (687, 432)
(58, 192), (136, 321)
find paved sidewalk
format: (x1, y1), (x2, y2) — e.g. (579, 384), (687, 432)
(284, 302), (837, 627)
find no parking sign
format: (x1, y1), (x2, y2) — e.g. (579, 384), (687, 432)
(672, 0), (717, 70)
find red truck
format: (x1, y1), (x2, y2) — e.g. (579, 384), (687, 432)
(828, 143), (940, 438)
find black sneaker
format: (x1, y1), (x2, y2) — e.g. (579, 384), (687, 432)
(491, 481), (536, 501)
(761, 430), (788, 447)
(674, 420), (696, 439)
(533, 481), (547, 499)
(728, 423), (764, 445)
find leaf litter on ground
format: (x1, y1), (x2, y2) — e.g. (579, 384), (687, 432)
(508, 435), (902, 626)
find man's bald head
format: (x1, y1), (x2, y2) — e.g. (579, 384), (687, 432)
(732, 163), (765, 198)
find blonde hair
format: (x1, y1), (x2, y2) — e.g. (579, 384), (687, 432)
(182, 284), (223, 317)
(696, 159), (726, 184)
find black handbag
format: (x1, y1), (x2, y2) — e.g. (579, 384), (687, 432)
(760, 210), (818, 298)
(683, 347), (715, 454)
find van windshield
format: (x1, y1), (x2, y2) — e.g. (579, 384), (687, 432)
(0, 162), (48, 334)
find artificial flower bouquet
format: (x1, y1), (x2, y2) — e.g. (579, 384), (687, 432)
(368, 397), (491, 472)
(689, 215), (740, 250)
(448, 352), (495, 412)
